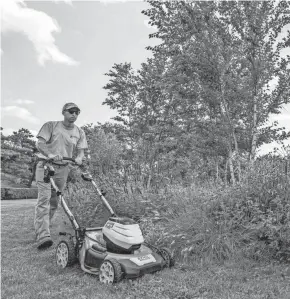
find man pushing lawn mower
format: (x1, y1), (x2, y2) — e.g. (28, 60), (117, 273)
(34, 103), (88, 250)
(41, 156), (175, 284)
(34, 102), (175, 283)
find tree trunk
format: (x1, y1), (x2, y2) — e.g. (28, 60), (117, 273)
(147, 173), (152, 190)
(228, 146), (236, 185)
(250, 99), (258, 162)
(220, 96), (241, 182)
(224, 158), (228, 184)
(216, 162), (219, 182)
(232, 132), (241, 182)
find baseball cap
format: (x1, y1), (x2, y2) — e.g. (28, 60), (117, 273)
(62, 103), (80, 113)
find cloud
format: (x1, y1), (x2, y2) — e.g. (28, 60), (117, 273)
(99, 0), (142, 3)
(5, 99), (35, 105)
(15, 99), (34, 105)
(1, 106), (40, 124)
(53, 0), (72, 4)
(1, 0), (78, 66)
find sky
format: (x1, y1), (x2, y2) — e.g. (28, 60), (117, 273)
(1, 0), (289, 155)
(1, 0), (158, 133)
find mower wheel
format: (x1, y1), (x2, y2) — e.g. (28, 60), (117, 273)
(55, 238), (77, 268)
(159, 247), (175, 268)
(99, 258), (123, 284)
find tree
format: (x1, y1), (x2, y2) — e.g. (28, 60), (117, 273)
(219, 1), (290, 161)
(5, 128), (36, 149)
(103, 54), (203, 190)
(101, 1), (290, 187)
(103, 62), (140, 149)
(143, 1), (244, 183)
(1, 128), (36, 186)
(142, 0), (290, 183)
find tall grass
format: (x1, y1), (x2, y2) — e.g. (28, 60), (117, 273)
(63, 158), (290, 264)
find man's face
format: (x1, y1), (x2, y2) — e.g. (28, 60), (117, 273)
(63, 108), (80, 123)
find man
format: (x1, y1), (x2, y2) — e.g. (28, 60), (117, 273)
(34, 103), (88, 249)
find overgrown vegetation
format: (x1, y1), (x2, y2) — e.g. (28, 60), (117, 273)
(64, 151), (290, 264)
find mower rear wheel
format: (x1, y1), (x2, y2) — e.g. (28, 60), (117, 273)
(159, 247), (175, 268)
(55, 238), (77, 268)
(99, 258), (123, 284)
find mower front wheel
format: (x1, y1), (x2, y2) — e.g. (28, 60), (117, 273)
(159, 247), (175, 268)
(55, 238), (77, 268)
(99, 258), (123, 284)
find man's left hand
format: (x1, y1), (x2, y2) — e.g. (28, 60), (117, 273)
(75, 157), (83, 165)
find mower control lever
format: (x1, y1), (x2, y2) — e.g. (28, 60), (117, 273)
(81, 173), (93, 182)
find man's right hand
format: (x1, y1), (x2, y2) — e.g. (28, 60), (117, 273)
(48, 154), (63, 161)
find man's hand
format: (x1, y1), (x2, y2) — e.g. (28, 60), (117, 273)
(74, 157), (83, 165)
(48, 154), (63, 161)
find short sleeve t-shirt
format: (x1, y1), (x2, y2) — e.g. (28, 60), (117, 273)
(36, 121), (88, 162)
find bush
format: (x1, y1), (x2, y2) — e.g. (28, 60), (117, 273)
(205, 159), (290, 262)
(130, 159), (290, 263)
(1, 187), (38, 200)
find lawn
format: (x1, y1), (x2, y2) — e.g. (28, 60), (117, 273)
(1, 199), (290, 299)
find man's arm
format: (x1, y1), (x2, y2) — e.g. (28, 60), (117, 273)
(36, 137), (51, 157)
(37, 137), (62, 161)
(75, 128), (88, 165)
(75, 149), (85, 165)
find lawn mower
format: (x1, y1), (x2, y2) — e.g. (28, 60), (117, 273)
(43, 157), (175, 284)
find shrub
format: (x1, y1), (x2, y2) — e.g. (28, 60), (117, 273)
(205, 159), (290, 262)
(1, 188), (38, 200)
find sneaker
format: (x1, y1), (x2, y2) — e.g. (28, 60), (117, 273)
(37, 237), (53, 250)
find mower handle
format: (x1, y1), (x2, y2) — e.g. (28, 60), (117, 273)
(46, 156), (116, 217)
(42, 156), (76, 163)
(62, 157), (76, 163)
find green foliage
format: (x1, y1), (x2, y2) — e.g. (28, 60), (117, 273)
(1, 187), (38, 199)
(64, 120), (290, 264)
(64, 155), (289, 264)
(5, 128), (36, 148)
(94, 2), (290, 192)
(1, 128), (36, 186)
(156, 157), (290, 263)
(229, 158), (290, 262)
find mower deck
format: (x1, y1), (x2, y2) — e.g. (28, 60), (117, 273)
(81, 229), (166, 278)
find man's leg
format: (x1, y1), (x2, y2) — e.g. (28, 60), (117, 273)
(34, 162), (53, 249)
(49, 165), (69, 221)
